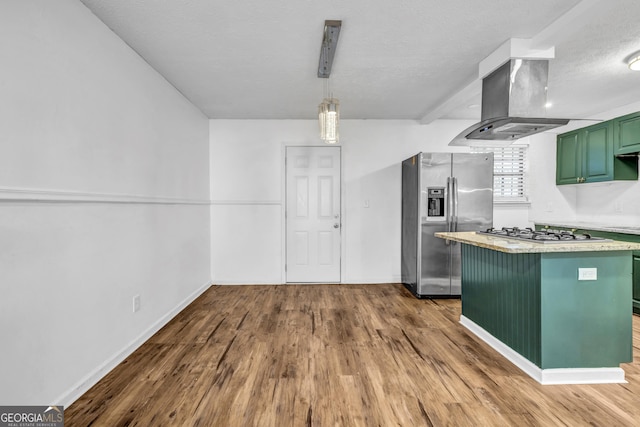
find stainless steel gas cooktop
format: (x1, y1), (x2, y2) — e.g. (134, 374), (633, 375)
(477, 227), (610, 244)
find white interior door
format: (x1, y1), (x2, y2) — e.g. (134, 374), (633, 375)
(286, 146), (341, 283)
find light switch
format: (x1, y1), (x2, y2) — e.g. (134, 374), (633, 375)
(578, 268), (597, 281)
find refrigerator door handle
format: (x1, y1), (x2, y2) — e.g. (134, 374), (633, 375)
(445, 177), (452, 246)
(452, 177), (459, 233)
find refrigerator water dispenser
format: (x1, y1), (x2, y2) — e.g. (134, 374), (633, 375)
(426, 187), (445, 221)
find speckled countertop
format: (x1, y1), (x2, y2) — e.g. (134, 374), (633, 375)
(534, 221), (640, 236)
(435, 231), (640, 254)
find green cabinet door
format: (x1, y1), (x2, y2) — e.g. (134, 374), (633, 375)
(614, 111), (640, 155)
(583, 122), (613, 182)
(556, 131), (582, 185)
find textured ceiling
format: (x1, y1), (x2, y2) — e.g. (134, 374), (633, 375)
(78, 0), (640, 121)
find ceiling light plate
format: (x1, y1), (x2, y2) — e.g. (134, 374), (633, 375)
(318, 20), (342, 78)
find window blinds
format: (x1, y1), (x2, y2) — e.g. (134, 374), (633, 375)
(472, 145), (528, 202)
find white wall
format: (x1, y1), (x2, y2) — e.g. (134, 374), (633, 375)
(573, 181), (640, 226)
(209, 120), (311, 284)
(0, 1), (211, 406)
(526, 131), (578, 225)
(210, 118), (527, 284)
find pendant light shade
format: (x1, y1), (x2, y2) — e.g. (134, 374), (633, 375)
(318, 97), (339, 144)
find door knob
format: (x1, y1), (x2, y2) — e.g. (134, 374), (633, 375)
(333, 223), (340, 229)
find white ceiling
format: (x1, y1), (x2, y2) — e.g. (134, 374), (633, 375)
(78, 0), (640, 122)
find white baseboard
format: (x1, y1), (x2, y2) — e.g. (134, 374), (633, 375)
(213, 281), (401, 286)
(56, 280), (213, 407)
(213, 280), (283, 285)
(341, 279), (402, 285)
(460, 315), (626, 385)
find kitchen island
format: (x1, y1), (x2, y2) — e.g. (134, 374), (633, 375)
(435, 231), (640, 384)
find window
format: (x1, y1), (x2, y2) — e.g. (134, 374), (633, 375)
(472, 145), (528, 203)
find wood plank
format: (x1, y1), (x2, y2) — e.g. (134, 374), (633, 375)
(65, 284), (640, 426)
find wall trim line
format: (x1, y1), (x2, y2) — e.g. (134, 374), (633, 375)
(210, 200), (282, 206)
(0, 186), (210, 205)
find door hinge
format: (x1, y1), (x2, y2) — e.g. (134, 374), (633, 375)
(285, 264), (287, 272)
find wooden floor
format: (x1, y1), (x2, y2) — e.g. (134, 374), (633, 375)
(65, 284), (640, 426)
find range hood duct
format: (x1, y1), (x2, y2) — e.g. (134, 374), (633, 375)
(452, 59), (569, 143)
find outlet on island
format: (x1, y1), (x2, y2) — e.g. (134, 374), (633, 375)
(578, 268), (597, 281)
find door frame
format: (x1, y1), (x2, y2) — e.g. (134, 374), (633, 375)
(281, 142), (344, 283)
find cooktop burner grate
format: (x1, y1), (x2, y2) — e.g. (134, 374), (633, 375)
(477, 227), (610, 244)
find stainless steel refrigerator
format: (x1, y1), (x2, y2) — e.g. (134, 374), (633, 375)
(401, 152), (494, 298)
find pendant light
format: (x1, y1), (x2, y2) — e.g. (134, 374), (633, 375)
(318, 97), (339, 144)
(317, 20), (341, 144)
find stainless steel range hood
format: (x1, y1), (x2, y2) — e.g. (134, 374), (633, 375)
(450, 59), (570, 145)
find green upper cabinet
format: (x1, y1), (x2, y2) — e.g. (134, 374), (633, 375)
(614, 111), (640, 155)
(556, 130), (582, 185)
(556, 120), (638, 185)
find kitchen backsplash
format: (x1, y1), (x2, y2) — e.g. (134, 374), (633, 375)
(573, 180), (640, 226)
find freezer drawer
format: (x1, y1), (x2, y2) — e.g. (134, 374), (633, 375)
(419, 224), (451, 296)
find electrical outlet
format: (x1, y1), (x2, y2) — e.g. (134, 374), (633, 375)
(614, 201), (623, 213)
(133, 295), (140, 313)
(578, 268), (597, 281)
